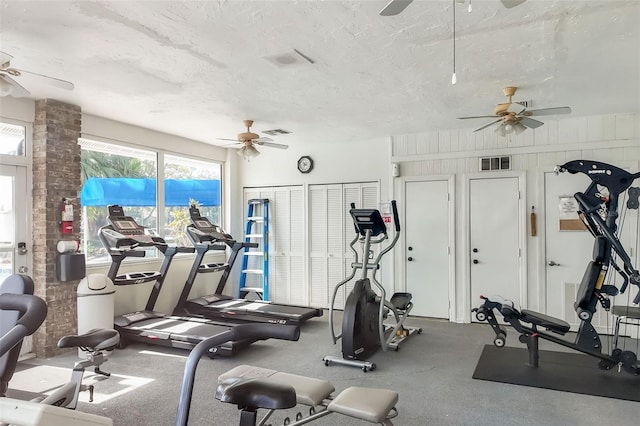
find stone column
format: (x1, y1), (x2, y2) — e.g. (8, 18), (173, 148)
(32, 99), (82, 357)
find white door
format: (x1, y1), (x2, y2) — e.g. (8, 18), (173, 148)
(0, 164), (32, 355)
(404, 179), (451, 318)
(469, 176), (523, 310)
(544, 171), (638, 329)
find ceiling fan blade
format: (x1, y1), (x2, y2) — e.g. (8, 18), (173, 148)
(500, 0), (527, 9)
(254, 137), (273, 143)
(0, 74), (30, 97)
(457, 115), (499, 120)
(0, 51), (13, 66)
(257, 141), (289, 150)
(507, 103), (526, 114)
(519, 116), (544, 129)
(379, 0), (413, 16)
(14, 68), (74, 90)
(221, 142), (242, 148)
(217, 138), (240, 142)
(525, 106), (572, 117)
(473, 119), (503, 132)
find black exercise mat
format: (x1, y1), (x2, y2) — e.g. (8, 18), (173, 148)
(472, 345), (640, 402)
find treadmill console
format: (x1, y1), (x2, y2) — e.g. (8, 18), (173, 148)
(188, 205), (233, 243)
(103, 205), (164, 247)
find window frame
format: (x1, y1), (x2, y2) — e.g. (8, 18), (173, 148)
(79, 136), (224, 265)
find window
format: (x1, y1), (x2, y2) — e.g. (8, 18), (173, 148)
(0, 122), (26, 156)
(80, 139), (157, 263)
(163, 155), (221, 246)
(79, 138), (222, 264)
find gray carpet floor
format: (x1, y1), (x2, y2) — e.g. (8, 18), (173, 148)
(8, 315), (640, 425)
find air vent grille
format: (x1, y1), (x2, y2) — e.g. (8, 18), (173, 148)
(263, 129), (292, 136)
(480, 156), (511, 171)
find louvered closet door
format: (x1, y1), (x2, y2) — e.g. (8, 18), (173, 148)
(342, 183), (380, 305)
(270, 186), (304, 305)
(241, 189), (268, 293)
(309, 183), (379, 309)
(309, 185), (345, 308)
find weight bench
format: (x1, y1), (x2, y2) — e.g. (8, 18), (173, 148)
(218, 365), (399, 425)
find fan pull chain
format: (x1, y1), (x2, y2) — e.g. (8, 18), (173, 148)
(451, 0), (457, 85)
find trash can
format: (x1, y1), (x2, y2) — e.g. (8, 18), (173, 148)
(77, 274), (116, 357)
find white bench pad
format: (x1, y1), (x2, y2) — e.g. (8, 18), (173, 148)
(328, 386), (398, 424)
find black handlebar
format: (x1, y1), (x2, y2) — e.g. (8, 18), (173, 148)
(176, 324), (300, 426)
(391, 200), (400, 232)
(0, 293), (48, 356)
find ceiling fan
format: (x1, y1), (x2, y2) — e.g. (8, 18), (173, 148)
(380, 0), (527, 16)
(218, 120), (288, 159)
(457, 87), (572, 136)
(0, 51), (74, 97)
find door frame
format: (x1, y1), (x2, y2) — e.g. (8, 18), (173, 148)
(399, 175), (456, 320)
(463, 171), (527, 322)
(0, 117), (34, 358)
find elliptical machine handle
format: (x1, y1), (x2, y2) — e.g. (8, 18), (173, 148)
(391, 200), (401, 232)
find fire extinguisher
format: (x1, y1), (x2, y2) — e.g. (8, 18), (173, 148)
(61, 198), (74, 235)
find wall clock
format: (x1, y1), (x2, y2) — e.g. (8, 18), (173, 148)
(297, 156), (314, 173)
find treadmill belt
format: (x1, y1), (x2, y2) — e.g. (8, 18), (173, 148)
(472, 345), (640, 402)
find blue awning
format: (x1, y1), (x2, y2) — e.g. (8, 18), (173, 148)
(81, 177), (220, 207)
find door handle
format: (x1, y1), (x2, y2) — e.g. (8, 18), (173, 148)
(17, 242), (27, 255)
(548, 260), (561, 266)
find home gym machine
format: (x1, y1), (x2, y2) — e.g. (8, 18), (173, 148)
(99, 205), (257, 357)
(323, 200), (421, 372)
(473, 160), (640, 375)
(174, 204), (323, 325)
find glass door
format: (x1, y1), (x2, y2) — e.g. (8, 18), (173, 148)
(0, 164), (28, 278)
(0, 163), (31, 355)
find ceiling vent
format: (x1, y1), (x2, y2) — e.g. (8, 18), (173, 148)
(264, 49), (315, 68)
(479, 156), (511, 171)
(516, 100), (533, 108)
(262, 129), (292, 136)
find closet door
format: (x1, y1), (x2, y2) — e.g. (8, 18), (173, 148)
(309, 182), (379, 309)
(270, 186), (305, 305)
(243, 186), (304, 305)
(309, 184), (344, 307)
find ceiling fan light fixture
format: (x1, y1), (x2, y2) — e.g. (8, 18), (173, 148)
(238, 144), (260, 160)
(514, 122), (527, 135)
(495, 123), (507, 137)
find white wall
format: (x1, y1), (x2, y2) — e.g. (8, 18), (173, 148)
(4, 95), (639, 323)
(235, 136), (395, 298)
(0, 97), (35, 123)
(391, 113), (640, 322)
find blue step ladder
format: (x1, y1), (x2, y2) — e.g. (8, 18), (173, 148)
(239, 199), (269, 300)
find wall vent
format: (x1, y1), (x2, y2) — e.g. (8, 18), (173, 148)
(263, 129), (292, 136)
(479, 156), (511, 171)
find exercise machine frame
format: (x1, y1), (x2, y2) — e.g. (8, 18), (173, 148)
(473, 160), (640, 375)
(324, 200), (421, 372)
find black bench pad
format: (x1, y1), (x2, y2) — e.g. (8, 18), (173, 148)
(520, 309), (571, 334)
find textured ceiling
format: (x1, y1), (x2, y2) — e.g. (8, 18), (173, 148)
(1, 0), (639, 147)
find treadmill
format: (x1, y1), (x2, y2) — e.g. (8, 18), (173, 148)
(98, 205), (255, 357)
(172, 205), (323, 325)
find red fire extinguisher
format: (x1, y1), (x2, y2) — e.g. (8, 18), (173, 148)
(61, 198), (74, 234)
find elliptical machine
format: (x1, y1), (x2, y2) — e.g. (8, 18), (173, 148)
(323, 200), (421, 372)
